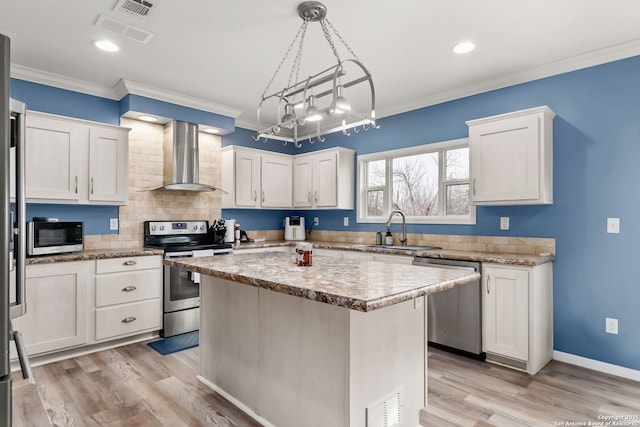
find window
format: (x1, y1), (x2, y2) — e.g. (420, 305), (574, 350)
(357, 138), (475, 224)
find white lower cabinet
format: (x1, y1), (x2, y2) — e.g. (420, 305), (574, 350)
(482, 262), (553, 374)
(13, 261), (93, 356)
(15, 255), (162, 357)
(94, 256), (162, 341)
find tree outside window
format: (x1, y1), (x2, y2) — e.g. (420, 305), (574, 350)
(358, 138), (475, 225)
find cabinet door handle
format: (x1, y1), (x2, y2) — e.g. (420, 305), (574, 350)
(473, 178), (476, 196)
(74, 176), (78, 194)
(314, 191), (318, 202)
(123, 260), (137, 266)
(262, 190), (265, 203)
(253, 190), (257, 202)
(121, 317), (136, 324)
(307, 191), (312, 203)
(90, 177), (94, 195)
(487, 274), (490, 294)
(122, 286), (137, 292)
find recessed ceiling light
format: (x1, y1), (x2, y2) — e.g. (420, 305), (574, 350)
(138, 115), (158, 122)
(202, 128), (220, 134)
(452, 41), (476, 54)
(94, 39), (120, 52)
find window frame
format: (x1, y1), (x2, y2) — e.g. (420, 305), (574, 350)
(356, 138), (476, 225)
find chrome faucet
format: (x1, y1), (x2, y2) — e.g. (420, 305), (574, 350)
(385, 210), (407, 246)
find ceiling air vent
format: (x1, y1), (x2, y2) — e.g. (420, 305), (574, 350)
(95, 14), (155, 44)
(113, 0), (155, 21)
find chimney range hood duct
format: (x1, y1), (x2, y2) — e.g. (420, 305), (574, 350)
(150, 120), (226, 192)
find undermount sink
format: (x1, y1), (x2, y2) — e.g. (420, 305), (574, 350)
(360, 245), (441, 251)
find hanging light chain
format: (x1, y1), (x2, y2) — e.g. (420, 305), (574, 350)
(319, 19), (341, 63)
(260, 20), (308, 100)
(288, 20), (308, 92)
(325, 18), (359, 61)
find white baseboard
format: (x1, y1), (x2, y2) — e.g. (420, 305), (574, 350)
(197, 375), (276, 427)
(553, 350), (640, 382)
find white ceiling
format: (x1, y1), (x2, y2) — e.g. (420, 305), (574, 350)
(2, 0), (640, 129)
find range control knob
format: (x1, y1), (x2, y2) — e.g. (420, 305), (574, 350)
(192, 225), (198, 231)
(159, 226), (165, 231)
(151, 226), (156, 231)
(200, 225), (205, 231)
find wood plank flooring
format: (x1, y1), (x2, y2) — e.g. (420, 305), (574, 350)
(12, 341), (261, 427)
(12, 341), (640, 426)
(422, 346), (640, 426)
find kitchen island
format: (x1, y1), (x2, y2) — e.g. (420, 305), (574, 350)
(165, 251), (480, 427)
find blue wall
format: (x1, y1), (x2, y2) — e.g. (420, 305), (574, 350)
(225, 56), (640, 371)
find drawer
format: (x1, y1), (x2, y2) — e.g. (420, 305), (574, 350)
(96, 255), (162, 274)
(95, 269), (162, 307)
(95, 299), (162, 341)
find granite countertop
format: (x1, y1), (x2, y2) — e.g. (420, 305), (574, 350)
(25, 247), (164, 265)
(165, 252), (480, 312)
(233, 240), (555, 266)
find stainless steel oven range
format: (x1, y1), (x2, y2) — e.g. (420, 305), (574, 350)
(144, 220), (232, 337)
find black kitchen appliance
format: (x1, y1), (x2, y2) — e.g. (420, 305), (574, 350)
(144, 220), (232, 337)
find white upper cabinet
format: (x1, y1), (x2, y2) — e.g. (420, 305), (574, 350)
(25, 111), (129, 205)
(261, 152), (292, 208)
(293, 147), (354, 210)
(230, 148), (261, 207)
(223, 145), (353, 210)
(89, 127), (128, 203)
(467, 106), (555, 205)
(222, 146), (292, 209)
(25, 114), (84, 201)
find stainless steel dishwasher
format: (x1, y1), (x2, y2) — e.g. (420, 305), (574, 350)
(413, 257), (483, 357)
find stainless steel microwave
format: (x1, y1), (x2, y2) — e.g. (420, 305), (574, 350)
(27, 221), (84, 256)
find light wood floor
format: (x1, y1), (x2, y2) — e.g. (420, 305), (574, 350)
(12, 342), (640, 426)
(422, 347), (640, 426)
(12, 341), (261, 427)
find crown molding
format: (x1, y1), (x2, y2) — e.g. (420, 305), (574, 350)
(10, 64), (120, 100)
(9, 65), (244, 119)
(377, 38), (640, 119)
(114, 79), (243, 118)
(234, 117), (258, 131)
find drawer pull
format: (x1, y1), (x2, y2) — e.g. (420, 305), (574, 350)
(122, 286), (137, 292)
(121, 317), (136, 324)
(123, 260), (137, 266)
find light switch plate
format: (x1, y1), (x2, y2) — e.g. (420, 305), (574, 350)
(110, 218), (119, 231)
(500, 217), (510, 230)
(607, 217), (620, 234)
(343, 217), (349, 227)
(314, 217), (319, 226)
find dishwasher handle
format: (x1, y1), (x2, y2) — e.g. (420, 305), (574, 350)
(412, 260), (478, 272)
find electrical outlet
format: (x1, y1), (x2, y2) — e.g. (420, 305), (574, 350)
(343, 217), (349, 227)
(607, 217), (620, 234)
(605, 317), (618, 335)
(109, 218), (119, 231)
(500, 217), (510, 230)
(313, 217), (319, 226)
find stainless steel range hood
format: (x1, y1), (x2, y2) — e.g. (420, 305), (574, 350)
(150, 120), (226, 192)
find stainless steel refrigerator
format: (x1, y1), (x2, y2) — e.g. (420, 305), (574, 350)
(1, 32), (32, 426)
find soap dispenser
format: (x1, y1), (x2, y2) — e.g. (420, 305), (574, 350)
(385, 228), (393, 245)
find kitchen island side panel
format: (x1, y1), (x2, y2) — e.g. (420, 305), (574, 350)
(200, 275), (427, 427)
(199, 276), (260, 411)
(349, 296), (426, 427)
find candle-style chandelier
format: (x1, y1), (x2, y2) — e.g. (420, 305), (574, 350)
(254, 1), (378, 148)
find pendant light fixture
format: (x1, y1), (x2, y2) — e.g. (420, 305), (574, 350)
(254, 1), (378, 148)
